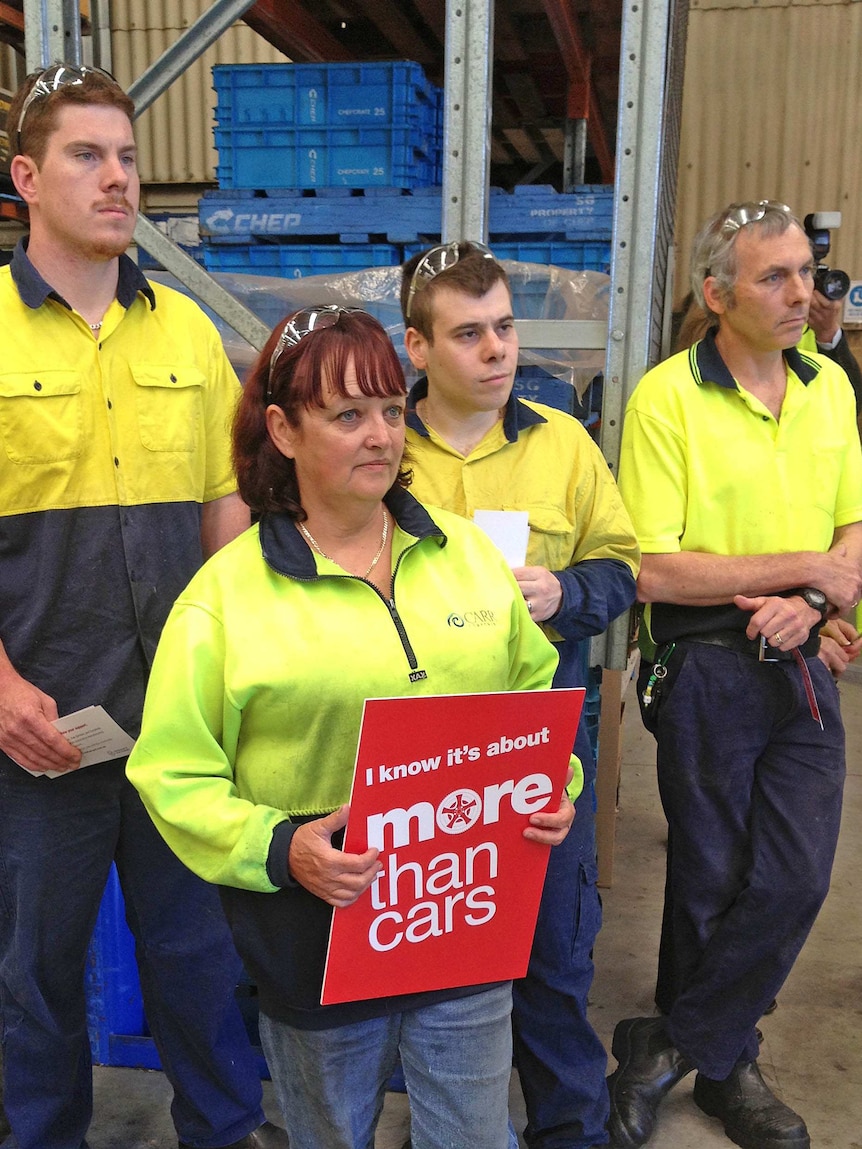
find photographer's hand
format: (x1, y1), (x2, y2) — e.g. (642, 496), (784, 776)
(808, 289), (842, 346)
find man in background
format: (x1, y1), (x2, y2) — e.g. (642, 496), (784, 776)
(400, 241), (640, 1149)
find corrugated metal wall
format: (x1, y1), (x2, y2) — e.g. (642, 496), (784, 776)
(675, 0), (862, 304)
(0, 43), (21, 93)
(110, 0), (286, 185)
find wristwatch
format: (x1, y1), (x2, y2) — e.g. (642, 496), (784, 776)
(792, 587), (829, 621)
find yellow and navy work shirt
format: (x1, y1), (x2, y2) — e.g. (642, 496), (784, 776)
(0, 242), (241, 740)
(406, 379), (639, 781)
(406, 382), (639, 645)
(619, 328), (862, 645)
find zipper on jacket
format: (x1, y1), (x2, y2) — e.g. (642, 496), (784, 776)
(283, 538), (429, 681)
(378, 541), (427, 681)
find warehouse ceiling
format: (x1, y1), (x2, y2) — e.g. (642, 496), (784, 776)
(0, 0), (623, 190)
(242, 0), (623, 188)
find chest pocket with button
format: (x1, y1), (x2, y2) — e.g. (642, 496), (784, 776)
(506, 504), (576, 572)
(0, 370), (83, 464)
(132, 365), (205, 453)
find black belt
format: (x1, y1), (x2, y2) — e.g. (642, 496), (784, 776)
(678, 630), (823, 725)
(683, 629), (819, 662)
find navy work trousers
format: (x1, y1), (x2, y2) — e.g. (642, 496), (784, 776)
(0, 759), (265, 1149)
(653, 643), (845, 1080)
(512, 720), (608, 1149)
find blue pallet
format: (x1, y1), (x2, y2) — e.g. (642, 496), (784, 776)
(201, 240), (402, 278)
(214, 123), (440, 191)
(488, 184), (613, 234)
(213, 61), (441, 133)
(199, 186), (613, 243)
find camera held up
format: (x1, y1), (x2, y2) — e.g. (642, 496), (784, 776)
(804, 212), (850, 302)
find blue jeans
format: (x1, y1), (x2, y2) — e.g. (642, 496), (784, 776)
(259, 983), (516, 1149)
(511, 722), (608, 1148)
(653, 643), (845, 1079)
(0, 760), (264, 1149)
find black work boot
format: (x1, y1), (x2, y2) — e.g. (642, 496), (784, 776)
(606, 1016), (694, 1148)
(693, 1060), (810, 1149)
(179, 1122), (289, 1149)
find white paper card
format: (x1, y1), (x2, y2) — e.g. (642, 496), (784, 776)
(20, 705), (136, 779)
(472, 510), (530, 567)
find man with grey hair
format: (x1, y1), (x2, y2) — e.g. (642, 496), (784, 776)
(609, 200), (862, 1149)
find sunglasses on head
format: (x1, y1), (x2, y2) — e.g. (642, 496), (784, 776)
(404, 241), (495, 321)
(719, 200), (793, 234)
(266, 306), (365, 402)
(16, 62), (119, 152)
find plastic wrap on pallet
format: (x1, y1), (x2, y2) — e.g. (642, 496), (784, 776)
(148, 262), (609, 398)
(202, 241), (402, 279)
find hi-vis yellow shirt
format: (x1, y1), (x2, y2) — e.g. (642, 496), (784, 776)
(0, 246), (241, 738)
(0, 263), (238, 516)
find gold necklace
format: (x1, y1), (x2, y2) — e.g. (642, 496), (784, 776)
(299, 509), (389, 579)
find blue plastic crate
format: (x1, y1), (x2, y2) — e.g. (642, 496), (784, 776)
(491, 238), (611, 274)
(86, 866), (269, 1073)
(214, 123), (440, 190)
(201, 240), (402, 279)
(213, 62), (441, 134)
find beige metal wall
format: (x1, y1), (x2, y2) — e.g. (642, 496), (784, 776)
(0, 43), (21, 93)
(675, 0), (862, 305)
(110, 0), (286, 186)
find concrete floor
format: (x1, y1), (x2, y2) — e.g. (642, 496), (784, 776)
(82, 669), (862, 1149)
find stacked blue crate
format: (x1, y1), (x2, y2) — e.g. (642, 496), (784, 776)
(199, 63), (613, 280)
(197, 61), (445, 278)
(212, 62), (442, 191)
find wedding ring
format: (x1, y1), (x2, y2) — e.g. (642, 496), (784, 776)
(773, 631), (783, 645)
(527, 600), (534, 614)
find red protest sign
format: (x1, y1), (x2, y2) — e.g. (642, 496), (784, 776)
(321, 688), (583, 1005)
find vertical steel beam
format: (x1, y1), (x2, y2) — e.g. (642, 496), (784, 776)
(441, 0), (494, 242)
(594, 0), (689, 669)
(23, 0), (78, 70)
(563, 118), (587, 192)
(88, 0), (113, 70)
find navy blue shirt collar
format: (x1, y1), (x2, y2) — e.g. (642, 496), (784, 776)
(690, 326), (819, 389)
(10, 237), (157, 312)
(406, 376), (547, 444)
(259, 485), (445, 581)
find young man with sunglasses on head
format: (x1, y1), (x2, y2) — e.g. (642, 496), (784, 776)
(609, 201), (862, 1149)
(400, 243), (641, 1149)
(0, 64), (286, 1149)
